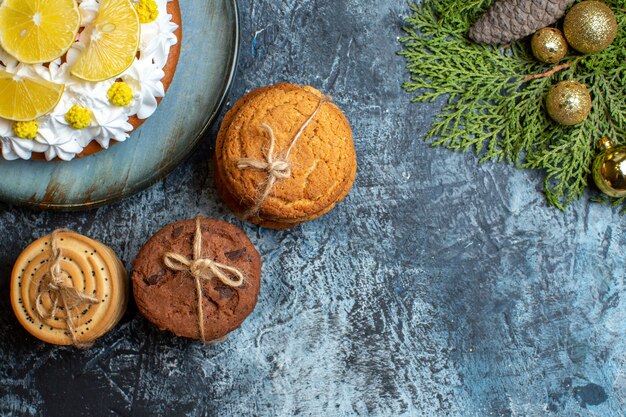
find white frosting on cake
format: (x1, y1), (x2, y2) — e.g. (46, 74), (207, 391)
(123, 56), (166, 120)
(0, 0), (179, 161)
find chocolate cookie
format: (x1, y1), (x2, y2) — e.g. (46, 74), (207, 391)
(132, 217), (262, 342)
(214, 83), (357, 229)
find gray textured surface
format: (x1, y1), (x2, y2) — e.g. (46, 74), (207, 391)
(0, 1), (625, 416)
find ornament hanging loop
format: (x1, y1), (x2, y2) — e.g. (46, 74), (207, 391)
(598, 137), (614, 150)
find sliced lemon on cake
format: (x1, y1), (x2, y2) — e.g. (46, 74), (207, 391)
(0, 0), (81, 64)
(71, 0), (140, 82)
(0, 71), (64, 121)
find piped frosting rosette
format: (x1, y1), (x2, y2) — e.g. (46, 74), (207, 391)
(11, 230), (128, 346)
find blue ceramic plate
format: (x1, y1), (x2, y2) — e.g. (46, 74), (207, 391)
(0, 0), (239, 210)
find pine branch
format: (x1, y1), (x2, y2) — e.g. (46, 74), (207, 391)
(399, 0), (626, 212)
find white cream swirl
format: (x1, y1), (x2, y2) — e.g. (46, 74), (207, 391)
(0, 0), (178, 161)
(140, 0), (179, 67)
(123, 57), (166, 120)
(0, 117), (49, 160)
(88, 107), (134, 149)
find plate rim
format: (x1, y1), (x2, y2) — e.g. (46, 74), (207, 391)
(26, 0), (241, 211)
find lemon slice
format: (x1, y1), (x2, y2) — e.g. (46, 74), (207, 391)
(71, 0), (140, 82)
(0, 0), (81, 64)
(0, 71), (64, 121)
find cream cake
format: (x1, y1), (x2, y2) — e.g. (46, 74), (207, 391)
(0, 0), (181, 161)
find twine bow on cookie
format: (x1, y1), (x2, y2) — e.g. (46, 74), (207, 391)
(237, 95), (331, 219)
(163, 216), (245, 343)
(35, 229), (100, 348)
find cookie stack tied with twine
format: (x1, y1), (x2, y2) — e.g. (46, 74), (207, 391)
(132, 216), (261, 343)
(10, 230), (128, 347)
(215, 83), (357, 229)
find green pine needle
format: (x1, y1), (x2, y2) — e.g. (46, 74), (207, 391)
(399, 0), (626, 210)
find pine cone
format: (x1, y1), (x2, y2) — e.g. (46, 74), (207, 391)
(469, 0), (573, 44)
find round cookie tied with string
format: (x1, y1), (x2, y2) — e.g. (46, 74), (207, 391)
(10, 230), (128, 347)
(132, 216), (262, 343)
(214, 83), (357, 229)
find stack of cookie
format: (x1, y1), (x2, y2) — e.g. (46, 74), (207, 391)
(215, 83), (357, 229)
(11, 231), (128, 347)
(132, 217), (262, 342)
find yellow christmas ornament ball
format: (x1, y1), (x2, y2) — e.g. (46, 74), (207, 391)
(563, 0), (617, 54)
(545, 80), (591, 126)
(592, 138), (626, 198)
(531, 28), (568, 63)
